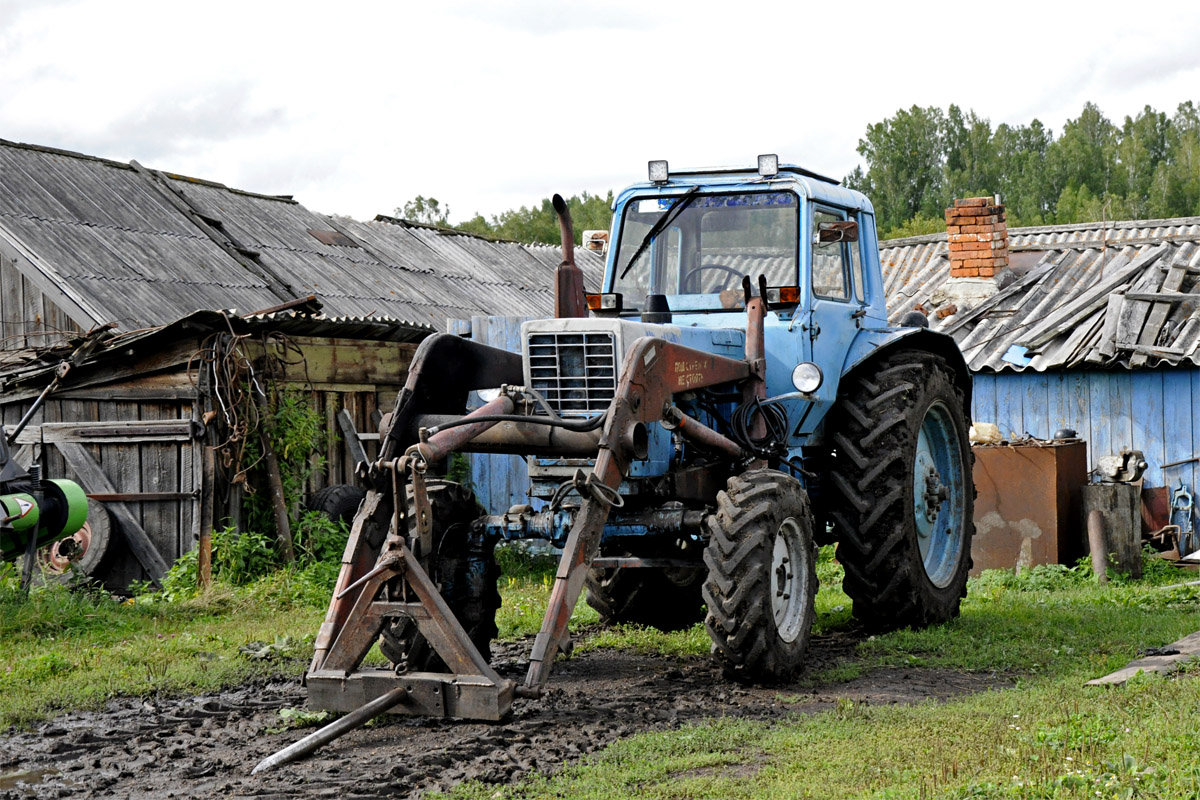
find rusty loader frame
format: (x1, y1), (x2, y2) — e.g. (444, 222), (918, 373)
(305, 287), (768, 721)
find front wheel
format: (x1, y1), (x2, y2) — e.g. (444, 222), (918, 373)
(703, 470), (817, 683)
(826, 351), (974, 631)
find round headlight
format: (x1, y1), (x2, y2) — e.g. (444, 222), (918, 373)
(791, 362), (823, 394)
(477, 387), (502, 402)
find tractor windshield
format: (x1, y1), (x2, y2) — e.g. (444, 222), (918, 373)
(611, 190), (798, 309)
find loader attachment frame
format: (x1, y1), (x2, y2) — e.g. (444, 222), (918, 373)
(306, 322), (759, 720)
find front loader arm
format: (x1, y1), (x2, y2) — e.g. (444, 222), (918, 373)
(524, 336), (752, 689)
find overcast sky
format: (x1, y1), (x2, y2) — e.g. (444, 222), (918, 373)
(3, 0), (1199, 223)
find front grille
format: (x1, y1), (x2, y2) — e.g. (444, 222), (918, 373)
(527, 331), (617, 417)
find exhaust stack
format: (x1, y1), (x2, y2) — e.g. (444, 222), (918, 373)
(552, 193), (587, 318)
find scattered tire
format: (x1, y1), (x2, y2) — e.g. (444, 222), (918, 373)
(379, 480), (500, 671)
(703, 469), (817, 683)
(40, 499), (112, 577)
(825, 350), (974, 631)
(586, 557), (705, 631)
(306, 484), (366, 529)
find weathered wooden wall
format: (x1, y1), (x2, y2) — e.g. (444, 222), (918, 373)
(2, 333), (419, 588)
(973, 368), (1200, 491)
(0, 252), (84, 349)
(3, 370), (202, 588)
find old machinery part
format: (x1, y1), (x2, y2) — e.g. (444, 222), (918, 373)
(1095, 450), (1148, 484)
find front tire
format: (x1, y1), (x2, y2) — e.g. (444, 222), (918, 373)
(703, 470), (817, 683)
(826, 351), (974, 631)
(379, 480), (499, 672)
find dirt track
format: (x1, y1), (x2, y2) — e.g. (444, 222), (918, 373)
(0, 630), (1012, 799)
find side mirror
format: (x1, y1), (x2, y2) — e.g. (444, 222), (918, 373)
(816, 220), (859, 243)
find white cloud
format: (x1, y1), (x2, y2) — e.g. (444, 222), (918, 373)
(1, 0), (1198, 222)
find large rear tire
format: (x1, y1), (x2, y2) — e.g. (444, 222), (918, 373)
(703, 470), (817, 683)
(825, 351), (974, 631)
(379, 481), (500, 671)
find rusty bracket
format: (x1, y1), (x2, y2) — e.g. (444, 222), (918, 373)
(523, 336), (752, 691)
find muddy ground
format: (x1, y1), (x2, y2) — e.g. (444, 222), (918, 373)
(0, 630), (1013, 799)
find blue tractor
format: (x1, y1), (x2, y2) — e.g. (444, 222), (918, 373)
(304, 155), (973, 724)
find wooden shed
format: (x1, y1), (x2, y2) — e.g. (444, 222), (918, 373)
(0, 138), (603, 587)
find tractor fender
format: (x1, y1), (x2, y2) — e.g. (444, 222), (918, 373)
(841, 327), (972, 408)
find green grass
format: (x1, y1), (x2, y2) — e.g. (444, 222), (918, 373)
(438, 554), (1200, 800)
(0, 577), (325, 728)
(6, 543), (1200, 799)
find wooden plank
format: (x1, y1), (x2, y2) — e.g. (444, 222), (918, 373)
(20, 273), (46, 349)
(970, 374), (997, 428)
(87, 492), (196, 502)
(1115, 265), (1163, 349)
(1, 251), (25, 349)
(995, 376), (1025, 439)
(336, 406), (369, 468)
(1086, 631), (1200, 686)
(1162, 370), (1194, 490)
(199, 445), (214, 589)
(1097, 293), (1125, 359)
(1132, 259), (1193, 367)
(1131, 370), (1166, 483)
(55, 440), (168, 581)
(1124, 291), (1194, 303)
(1109, 371), (1133, 453)
(1024, 372), (1050, 439)
(11, 444), (37, 469)
(1021, 245), (1168, 351)
(1089, 373), (1112, 465)
(39, 418), (194, 444)
(139, 403), (180, 564)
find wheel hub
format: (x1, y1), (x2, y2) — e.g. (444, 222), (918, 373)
(770, 518), (808, 644)
(922, 465), (949, 522)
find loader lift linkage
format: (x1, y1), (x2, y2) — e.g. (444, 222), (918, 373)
(305, 280), (767, 721)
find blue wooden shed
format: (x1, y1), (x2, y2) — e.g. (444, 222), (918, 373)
(880, 215), (1200, 492)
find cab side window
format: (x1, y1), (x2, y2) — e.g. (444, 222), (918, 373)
(812, 208), (849, 300)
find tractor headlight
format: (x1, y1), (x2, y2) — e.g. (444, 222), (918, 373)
(791, 362), (823, 394)
(648, 160), (669, 184)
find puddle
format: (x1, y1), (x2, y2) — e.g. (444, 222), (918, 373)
(0, 768), (58, 791)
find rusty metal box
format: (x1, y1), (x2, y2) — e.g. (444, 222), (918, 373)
(970, 441), (1088, 575)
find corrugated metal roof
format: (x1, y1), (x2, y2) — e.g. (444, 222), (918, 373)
(0, 139), (605, 335)
(880, 216), (1200, 373)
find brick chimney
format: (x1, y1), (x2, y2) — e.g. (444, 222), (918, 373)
(945, 197), (1008, 278)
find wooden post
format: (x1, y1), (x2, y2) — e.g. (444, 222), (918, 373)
(253, 389), (295, 564)
(1081, 483), (1143, 578)
(198, 445), (215, 588)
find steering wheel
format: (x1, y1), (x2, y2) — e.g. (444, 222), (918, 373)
(681, 263), (745, 293)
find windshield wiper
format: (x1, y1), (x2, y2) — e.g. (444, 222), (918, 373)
(618, 186), (701, 280)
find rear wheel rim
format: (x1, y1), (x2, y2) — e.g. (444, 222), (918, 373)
(912, 400), (966, 588)
(771, 517), (808, 643)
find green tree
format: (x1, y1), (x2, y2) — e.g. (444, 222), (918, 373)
(396, 195), (451, 227)
(451, 191), (614, 245)
(1046, 102), (1119, 222)
(854, 105), (947, 231)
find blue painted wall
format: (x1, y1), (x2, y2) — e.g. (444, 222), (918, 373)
(972, 368), (1200, 491)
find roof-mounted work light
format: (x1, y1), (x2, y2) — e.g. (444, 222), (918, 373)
(648, 160), (669, 185)
(757, 154), (779, 177)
